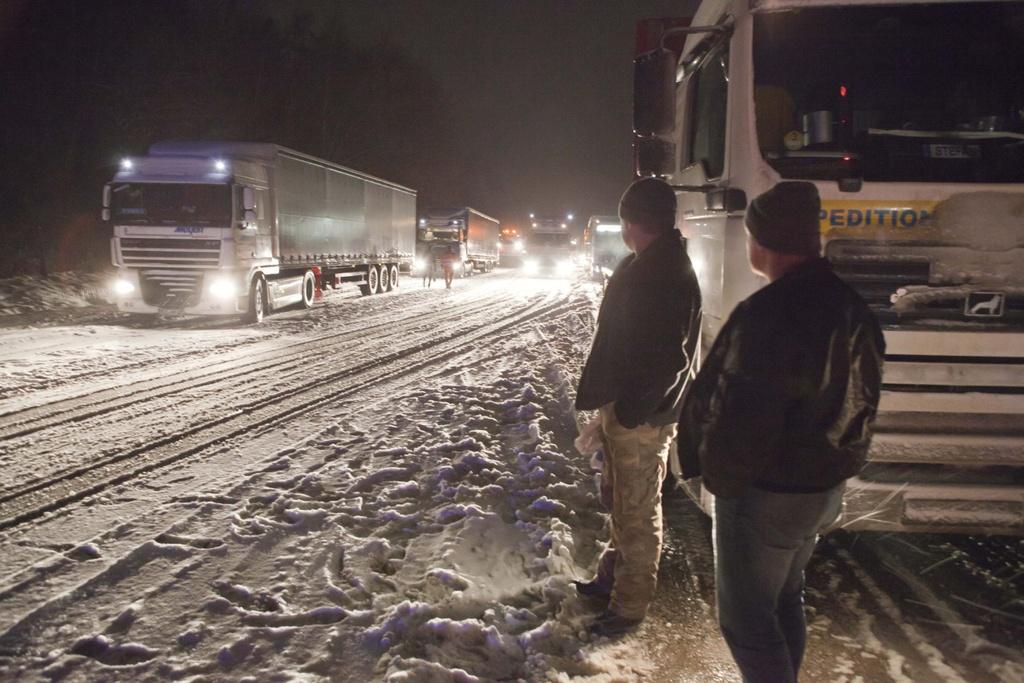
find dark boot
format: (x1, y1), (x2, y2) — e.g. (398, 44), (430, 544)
(588, 610), (644, 638)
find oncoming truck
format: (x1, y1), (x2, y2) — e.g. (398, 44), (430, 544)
(523, 214), (577, 277)
(104, 141), (416, 323)
(414, 207), (500, 276)
(585, 215), (630, 285)
(635, 0), (1024, 533)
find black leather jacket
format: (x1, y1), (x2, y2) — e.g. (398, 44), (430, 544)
(575, 230), (701, 428)
(677, 258), (885, 497)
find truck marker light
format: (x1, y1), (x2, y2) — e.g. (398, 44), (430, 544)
(120, 158), (133, 170)
(214, 159), (227, 172)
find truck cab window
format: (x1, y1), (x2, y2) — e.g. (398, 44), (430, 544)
(687, 46), (729, 179)
(753, 3), (1024, 182)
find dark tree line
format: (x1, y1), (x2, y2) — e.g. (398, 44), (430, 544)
(0, 1), (465, 276)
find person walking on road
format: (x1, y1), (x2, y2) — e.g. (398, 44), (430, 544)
(440, 246), (457, 289)
(422, 252), (438, 288)
(677, 181), (885, 683)
(574, 177), (701, 638)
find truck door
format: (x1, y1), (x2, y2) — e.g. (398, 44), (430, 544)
(237, 185), (274, 262)
(675, 34), (733, 345)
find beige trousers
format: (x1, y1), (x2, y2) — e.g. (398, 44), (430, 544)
(595, 404), (676, 620)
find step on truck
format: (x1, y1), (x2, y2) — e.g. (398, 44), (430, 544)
(103, 141), (416, 323)
(414, 207), (500, 277)
(635, 0), (1024, 534)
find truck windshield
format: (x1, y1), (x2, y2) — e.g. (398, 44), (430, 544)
(529, 233), (571, 248)
(109, 183), (232, 225)
(753, 3), (1024, 183)
(418, 227), (459, 241)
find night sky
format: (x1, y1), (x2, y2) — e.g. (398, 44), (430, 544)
(296, 0), (699, 228)
(0, 0), (699, 272)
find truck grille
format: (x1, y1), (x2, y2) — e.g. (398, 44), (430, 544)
(139, 269), (204, 308)
(120, 237), (220, 268)
(827, 241), (1024, 327)
(827, 244), (930, 308)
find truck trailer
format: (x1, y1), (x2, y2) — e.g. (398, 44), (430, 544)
(414, 207), (500, 276)
(104, 141), (416, 323)
(635, 0), (1024, 534)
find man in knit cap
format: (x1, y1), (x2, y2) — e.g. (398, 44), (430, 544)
(677, 181), (885, 682)
(574, 177), (701, 637)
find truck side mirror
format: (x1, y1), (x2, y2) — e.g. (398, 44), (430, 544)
(705, 187), (747, 212)
(242, 186), (256, 211)
(634, 48), (676, 136)
(101, 184), (111, 221)
(634, 137), (676, 178)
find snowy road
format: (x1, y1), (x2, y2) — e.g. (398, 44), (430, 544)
(0, 271), (1021, 682)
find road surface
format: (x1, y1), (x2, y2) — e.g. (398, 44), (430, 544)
(0, 271), (1020, 681)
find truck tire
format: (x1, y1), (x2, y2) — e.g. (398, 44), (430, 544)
(359, 264), (380, 296)
(378, 264), (391, 293)
(388, 264), (399, 290)
(244, 276), (266, 324)
(300, 270), (316, 308)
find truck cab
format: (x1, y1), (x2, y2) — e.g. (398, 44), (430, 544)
(637, 0), (1024, 533)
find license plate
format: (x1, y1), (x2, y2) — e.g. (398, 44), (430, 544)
(928, 144), (971, 159)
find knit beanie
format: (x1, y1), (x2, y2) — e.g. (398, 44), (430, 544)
(745, 181), (822, 255)
(619, 177), (676, 232)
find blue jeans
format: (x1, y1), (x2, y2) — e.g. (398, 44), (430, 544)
(713, 483), (844, 683)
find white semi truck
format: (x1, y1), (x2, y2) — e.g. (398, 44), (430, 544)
(104, 142), (416, 323)
(414, 207), (500, 276)
(635, 0), (1024, 533)
(523, 214), (577, 277)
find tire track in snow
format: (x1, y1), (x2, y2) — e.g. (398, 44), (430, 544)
(0, 290), (580, 531)
(0, 293), (517, 441)
(0, 288), (522, 499)
(0, 282), (512, 421)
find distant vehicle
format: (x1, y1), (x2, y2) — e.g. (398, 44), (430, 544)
(103, 141), (415, 323)
(635, 0), (1024, 534)
(498, 227), (525, 267)
(523, 214), (576, 277)
(586, 215), (630, 285)
(414, 207), (499, 277)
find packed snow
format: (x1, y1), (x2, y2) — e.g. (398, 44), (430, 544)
(0, 271), (1022, 682)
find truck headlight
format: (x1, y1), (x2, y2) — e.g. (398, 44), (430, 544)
(413, 257), (426, 272)
(208, 277), (238, 300)
(113, 278), (135, 296)
(523, 259), (539, 275)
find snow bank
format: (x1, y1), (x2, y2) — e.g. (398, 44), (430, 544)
(0, 271), (112, 317)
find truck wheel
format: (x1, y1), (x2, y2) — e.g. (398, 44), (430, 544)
(300, 270), (316, 308)
(388, 264), (399, 289)
(244, 276), (266, 324)
(378, 264), (391, 293)
(359, 264), (380, 296)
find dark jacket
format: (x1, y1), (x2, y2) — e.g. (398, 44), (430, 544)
(677, 257), (884, 497)
(575, 229), (701, 428)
